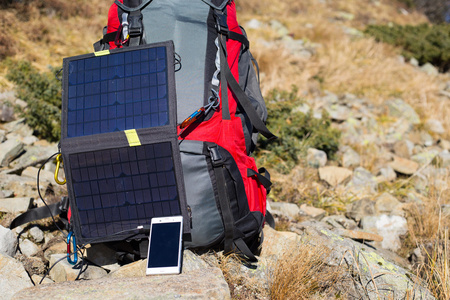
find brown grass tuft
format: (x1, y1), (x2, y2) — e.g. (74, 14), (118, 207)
(269, 242), (346, 299)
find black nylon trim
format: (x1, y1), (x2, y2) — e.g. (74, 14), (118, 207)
(228, 31), (249, 50)
(219, 34), (230, 120)
(9, 202), (63, 229)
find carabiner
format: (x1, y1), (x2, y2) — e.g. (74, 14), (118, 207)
(54, 154), (66, 185)
(67, 231), (78, 265)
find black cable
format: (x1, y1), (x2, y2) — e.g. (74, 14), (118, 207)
(39, 255), (67, 284)
(37, 152), (68, 239)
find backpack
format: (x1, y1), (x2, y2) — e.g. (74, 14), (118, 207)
(11, 0), (275, 263)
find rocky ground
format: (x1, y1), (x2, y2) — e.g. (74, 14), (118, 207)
(1, 67), (449, 298)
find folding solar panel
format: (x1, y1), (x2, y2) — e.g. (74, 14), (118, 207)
(60, 42), (189, 245)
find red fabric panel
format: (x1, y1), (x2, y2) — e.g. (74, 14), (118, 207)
(106, 0), (123, 49)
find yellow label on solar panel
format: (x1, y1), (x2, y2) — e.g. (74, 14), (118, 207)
(125, 129), (141, 147)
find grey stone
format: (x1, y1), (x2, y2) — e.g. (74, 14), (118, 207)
(318, 166), (352, 187)
(393, 139), (414, 159)
(0, 129), (5, 143)
(425, 119), (445, 134)
(0, 253), (33, 300)
(307, 148), (327, 168)
(85, 244), (120, 271)
(268, 201), (301, 220)
(28, 226), (45, 244)
(0, 198), (33, 214)
(0, 104), (15, 122)
(322, 215), (358, 230)
(360, 215), (408, 251)
(325, 104), (351, 121)
(31, 275), (54, 285)
(345, 198), (375, 222)
(15, 265), (231, 300)
(384, 98), (420, 125)
(0, 225), (17, 257)
(376, 165), (397, 182)
(420, 62), (439, 76)
(345, 167), (378, 194)
(19, 239), (40, 257)
(3, 119), (33, 137)
(299, 225), (433, 299)
(411, 150), (440, 167)
(49, 254), (108, 282)
(342, 147), (360, 168)
(442, 204), (450, 217)
(21, 166), (54, 184)
(246, 19), (262, 30)
(0, 139), (24, 167)
(0, 190), (14, 198)
(374, 192), (402, 215)
(409, 57), (419, 67)
(292, 103), (310, 115)
(433, 151), (450, 168)
(269, 20), (289, 37)
(10, 144), (58, 171)
(299, 204), (326, 220)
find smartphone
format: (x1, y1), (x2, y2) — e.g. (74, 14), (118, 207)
(146, 216), (183, 275)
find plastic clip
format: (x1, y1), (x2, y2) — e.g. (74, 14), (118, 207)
(54, 154), (66, 185)
(67, 232), (78, 265)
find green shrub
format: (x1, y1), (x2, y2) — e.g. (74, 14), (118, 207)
(6, 60), (61, 142)
(255, 88), (341, 174)
(364, 23), (450, 72)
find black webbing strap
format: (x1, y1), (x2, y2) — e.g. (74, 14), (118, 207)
(228, 31), (249, 50)
(9, 197), (69, 230)
(247, 168), (272, 194)
(208, 145), (258, 262)
(208, 146), (234, 254)
(219, 34), (230, 120)
(115, 0), (153, 12)
(218, 37), (277, 140)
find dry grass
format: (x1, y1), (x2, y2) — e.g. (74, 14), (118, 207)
(269, 242), (346, 299)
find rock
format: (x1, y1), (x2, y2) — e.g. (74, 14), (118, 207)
(376, 165), (397, 182)
(43, 241), (66, 261)
(31, 275), (54, 285)
(425, 119), (445, 134)
(318, 166), (352, 187)
(110, 250), (208, 278)
(0, 198), (33, 214)
(389, 156), (419, 175)
(333, 228), (383, 242)
(49, 254), (108, 282)
(0, 104), (15, 122)
(21, 167), (54, 184)
(433, 151), (450, 168)
(360, 215), (408, 251)
(0, 253), (33, 300)
(246, 19), (262, 30)
(409, 57), (419, 67)
(14, 267), (231, 300)
(324, 104), (351, 121)
(411, 150), (439, 167)
(345, 167), (378, 195)
(19, 239), (40, 257)
(442, 204), (450, 217)
(292, 103), (310, 115)
(15, 254), (46, 276)
(341, 147), (360, 168)
(384, 98), (420, 125)
(10, 144), (57, 171)
(345, 198), (375, 222)
(300, 225), (434, 299)
(374, 192), (402, 215)
(0, 190), (14, 198)
(420, 62), (439, 76)
(0, 173), (39, 198)
(28, 226), (45, 244)
(85, 244), (120, 272)
(0, 225), (17, 257)
(3, 119), (33, 137)
(299, 204), (326, 220)
(268, 201), (301, 220)
(307, 148), (327, 168)
(0, 139), (24, 167)
(393, 139), (414, 158)
(269, 20), (289, 37)
(438, 139), (450, 150)
(260, 226), (301, 258)
(322, 215), (358, 230)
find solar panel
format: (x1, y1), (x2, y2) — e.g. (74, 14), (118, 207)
(62, 42), (175, 139)
(60, 42), (189, 245)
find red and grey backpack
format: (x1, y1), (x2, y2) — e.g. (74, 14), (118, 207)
(11, 0), (275, 262)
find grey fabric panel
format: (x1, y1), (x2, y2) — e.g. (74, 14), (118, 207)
(141, 0), (210, 123)
(180, 140), (223, 248)
(238, 48), (268, 153)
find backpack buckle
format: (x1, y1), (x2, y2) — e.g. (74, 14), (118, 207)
(208, 146), (224, 167)
(214, 10), (229, 35)
(128, 12), (143, 37)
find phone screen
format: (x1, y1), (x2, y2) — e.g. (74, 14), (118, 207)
(147, 221), (182, 269)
